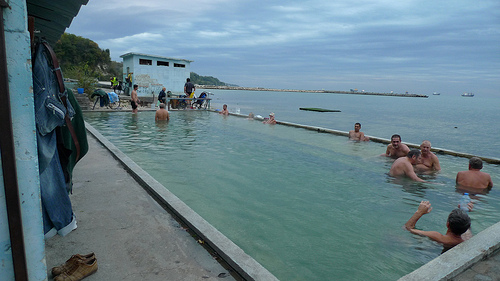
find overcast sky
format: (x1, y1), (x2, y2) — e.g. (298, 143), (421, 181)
(66, 0), (500, 96)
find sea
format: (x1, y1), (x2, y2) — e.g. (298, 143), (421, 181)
(207, 90), (500, 158)
(84, 90), (500, 281)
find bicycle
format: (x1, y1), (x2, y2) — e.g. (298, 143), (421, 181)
(91, 89), (121, 110)
(113, 81), (131, 96)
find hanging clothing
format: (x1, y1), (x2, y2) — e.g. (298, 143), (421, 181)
(32, 40), (77, 237)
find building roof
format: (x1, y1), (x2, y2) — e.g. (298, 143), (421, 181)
(27, 0), (89, 45)
(120, 52), (193, 63)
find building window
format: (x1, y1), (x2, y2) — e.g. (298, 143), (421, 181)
(174, 63), (185, 68)
(139, 59), (152, 65)
(157, 61), (169, 66)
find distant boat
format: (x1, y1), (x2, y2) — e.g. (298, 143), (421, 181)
(433, 92), (441, 95)
(461, 92), (474, 97)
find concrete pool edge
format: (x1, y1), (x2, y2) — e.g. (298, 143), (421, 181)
(84, 122), (280, 281)
(398, 221), (500, 280)
(216, 110), (500, 164)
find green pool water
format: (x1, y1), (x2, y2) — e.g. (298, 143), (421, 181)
(84, 110), (500, 281)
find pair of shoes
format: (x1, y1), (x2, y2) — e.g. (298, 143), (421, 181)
(51, 253), (97, 279)
(54, 256), (98, 281)
(52, 253), (94, 276)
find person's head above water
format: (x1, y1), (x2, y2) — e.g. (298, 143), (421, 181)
(469, 157), (483, 170)
(447, 209), (471, 235)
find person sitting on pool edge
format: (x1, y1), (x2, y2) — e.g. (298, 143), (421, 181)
(348, 122), (369, 141)
(219, 104), (229, 115)
(263, 112), (276, 124)
(382, 134), (410, 159)
(404, 201), (472, 252)
(389, 149), (426, 182)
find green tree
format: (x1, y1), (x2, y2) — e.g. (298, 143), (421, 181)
(64, 63), (97, 98)
(54, 33), (117, 80)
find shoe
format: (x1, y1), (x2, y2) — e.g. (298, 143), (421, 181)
(54, 257), (98, 281)
(51, 253), (95, 276)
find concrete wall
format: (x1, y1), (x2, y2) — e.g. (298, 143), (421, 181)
(121, 53), (191, 96)
(1, 0), (47, 280)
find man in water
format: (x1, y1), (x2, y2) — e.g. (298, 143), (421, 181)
(263, 112), (276, 124)
(348, 123), (369, 141)
(155, 103), (169, 121)
(131, 84), (139, 114)
(404, 201), (472, 252)
(389, 149), (426, 182)
(219, 104), (229, 115)
(456, 157), (493, 190)
(184, 78), (195, 106)
(383, 134), (410, 158)
(415, 140), (441, 172)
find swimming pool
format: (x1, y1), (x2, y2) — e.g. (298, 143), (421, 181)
(84, 110), (500, 281)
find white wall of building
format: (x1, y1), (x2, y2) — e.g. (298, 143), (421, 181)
(120, 53), (192, 97)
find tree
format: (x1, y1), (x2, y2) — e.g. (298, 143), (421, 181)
(54, 33), (118, 80)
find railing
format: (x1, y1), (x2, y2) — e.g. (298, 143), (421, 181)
(166, 97), (212, 110)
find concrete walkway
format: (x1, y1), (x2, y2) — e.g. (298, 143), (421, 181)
(44, 134), (237, 281)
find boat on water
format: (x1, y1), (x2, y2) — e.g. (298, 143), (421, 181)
(433, 92), (441, 95)
(461, 92), (474, 97)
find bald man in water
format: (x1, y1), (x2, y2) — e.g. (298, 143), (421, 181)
(456, 157), (493, 190)
(415, 140), (441, 172)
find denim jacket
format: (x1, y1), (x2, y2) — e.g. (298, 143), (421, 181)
(32, 41), (75, 136)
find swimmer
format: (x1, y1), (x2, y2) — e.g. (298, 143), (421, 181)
(263, 112), (276, 124)
(456, 157), (493, 190)
(415, 140), (441, 172)
(348, 123), (369, 141)
(382, 134), (410, 159)
(404, 201), (472, 252)
(219, 104), (229, 115)
(155, 103), (169, 121)
(389, 149), (426, 182)
(247, 112), (255, 119)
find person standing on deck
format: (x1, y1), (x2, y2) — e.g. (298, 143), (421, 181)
(158, 87), (167, 105)
(184, 78), (195, 106)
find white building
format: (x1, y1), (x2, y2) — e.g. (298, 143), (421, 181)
(120, 52), (193, 97)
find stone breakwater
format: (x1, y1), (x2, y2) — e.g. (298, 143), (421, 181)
(197, 85), (429, 98)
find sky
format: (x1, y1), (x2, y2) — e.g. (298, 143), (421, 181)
(66, 0), (500, 96)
